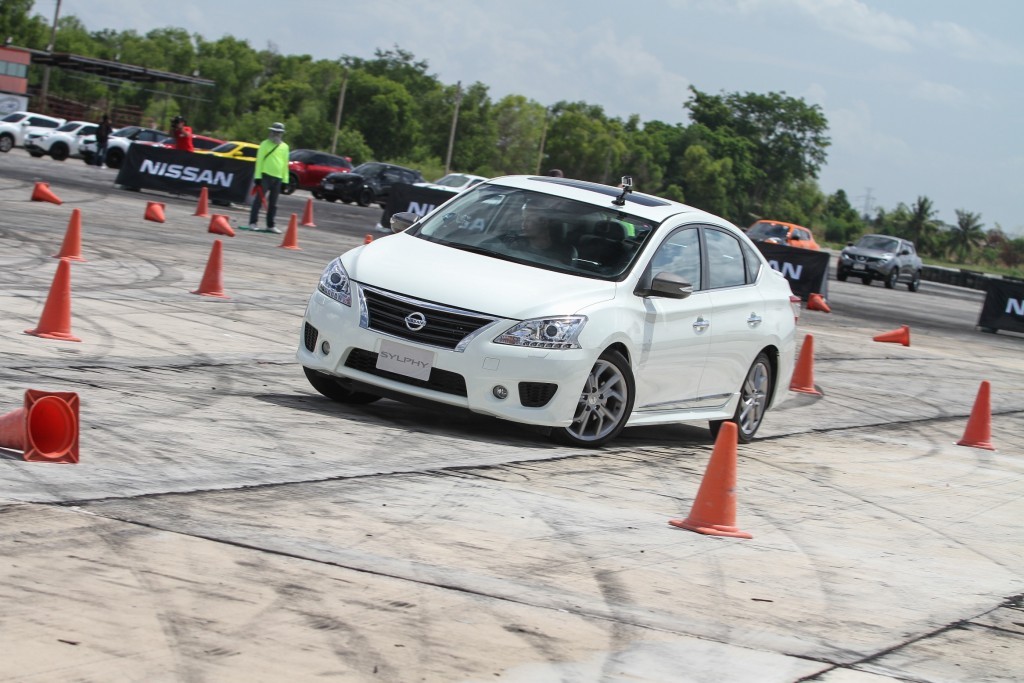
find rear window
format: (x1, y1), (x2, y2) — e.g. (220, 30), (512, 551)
(747, 222), (789, 240)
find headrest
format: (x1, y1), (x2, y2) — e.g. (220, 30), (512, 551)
(593, 220), (627, 240)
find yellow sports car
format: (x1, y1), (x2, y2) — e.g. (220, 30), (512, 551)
(200, 141), (259, 161)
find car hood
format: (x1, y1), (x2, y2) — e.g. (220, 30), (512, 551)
(342, 232), (617, 319)
(325, 172), (363, 182)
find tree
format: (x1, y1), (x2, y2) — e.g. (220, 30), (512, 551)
(902, 196), (941, 256)
(684, 87), (830, 220)
(946, 209), (985, 262)
(489, 94), (546, 175)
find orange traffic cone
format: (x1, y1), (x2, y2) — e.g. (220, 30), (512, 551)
(194, 186), (210, 217)
(54, 208), (86, 261)
(789, 334), (822, 395)
(301, 197), (316, 227)
(364, 234), (374, 244)
(208, 214), (235, 237)
(279, 213), (300, 250)
(873, 325), (910, 346)
(191, 239), (229, 298)
(0, 389), (79, 463)
(956, 380), (995, 450)
(31, 181), (62, 205)
(668, 422), (752, 539)
(808, 293), (831, 313)
(25, 259), (81, 342)
(144, 201), (166, 223)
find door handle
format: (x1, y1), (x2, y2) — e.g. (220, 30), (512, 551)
(747, 313), (763, 326)
(693, 317), (710, 332)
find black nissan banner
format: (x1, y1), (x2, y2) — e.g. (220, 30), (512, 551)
(381, 183), (460, 228)
(977, 278), (1024, 334)
(754, 242), (831, 301)
(115, 145), (255, 203)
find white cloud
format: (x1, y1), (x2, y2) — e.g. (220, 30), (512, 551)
(910, 80), (966, 106)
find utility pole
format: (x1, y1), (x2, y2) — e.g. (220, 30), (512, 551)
(444, 81), (462, 175)
(39, 0), (62, 114)
(330, 68), (348, 155)
(534, 107), (551, 175)
(861, 187), (875, 221)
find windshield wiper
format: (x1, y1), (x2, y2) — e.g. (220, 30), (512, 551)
(445, 242), (521, 263)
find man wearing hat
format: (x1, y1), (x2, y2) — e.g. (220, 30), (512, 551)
(248, 121), (291, 233)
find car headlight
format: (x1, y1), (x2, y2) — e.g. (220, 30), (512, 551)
(494, 316), (587, 350)
(840, 252), (851, 261)
(317, 258), (352, 306)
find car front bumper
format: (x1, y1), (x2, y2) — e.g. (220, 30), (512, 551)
(296, 290), (595, 427)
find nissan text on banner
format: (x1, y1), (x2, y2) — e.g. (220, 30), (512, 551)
(754, 241), (831, 301)
(116, 145), (255, 204)
(977, 278), (1024, 334)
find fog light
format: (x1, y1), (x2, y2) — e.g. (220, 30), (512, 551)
(320, 340), (331, 355)
(492, 385), (508, 400)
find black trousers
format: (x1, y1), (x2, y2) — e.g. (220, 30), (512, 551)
(249, 176), (283, 228)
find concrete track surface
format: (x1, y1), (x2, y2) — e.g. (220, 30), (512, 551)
(1, 152), (1022, 683)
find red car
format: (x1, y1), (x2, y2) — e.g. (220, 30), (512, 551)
(284, 149), (353, 196)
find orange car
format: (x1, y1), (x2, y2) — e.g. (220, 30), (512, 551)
(746, 220), (820, 250)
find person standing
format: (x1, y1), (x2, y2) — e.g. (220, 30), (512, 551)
(94, 113), (112, 167)
(170, 115), (194, 152)
(248, 122), (290, 233)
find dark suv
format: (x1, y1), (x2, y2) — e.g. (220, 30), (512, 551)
(319, 162), (425, 206)
(837, 234), (923, 291)
(283, 149), (353, 196)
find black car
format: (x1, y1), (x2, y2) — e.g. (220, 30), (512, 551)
(837, 234), (923, 291)
(319, 162), (425, 207)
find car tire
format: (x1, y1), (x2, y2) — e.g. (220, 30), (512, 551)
(105, 148), (124, 169)
(0, 133), (13, 153)
(28, 149), (46, 157)
(836, 268), (848, 282)
(303, 367), (381, 404)
(324, 196), (337, 203)
(885, 269), (898, 289)
(709, 351), (773, 444)
(50, 143), (69, 161)
(357, 187), (374, 207)
(551, 349), (635, 448)
(82, 152), (94, 164)
(908, 271), (921, 292)
(281, 174), (297, 195)
(861, 276), (872, 285)
(312, 189), (323, 199)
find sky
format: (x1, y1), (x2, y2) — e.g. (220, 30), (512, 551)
(51, 0), (1024, 235)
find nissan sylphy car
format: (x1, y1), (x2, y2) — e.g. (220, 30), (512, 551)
(298, 175), (798, 447)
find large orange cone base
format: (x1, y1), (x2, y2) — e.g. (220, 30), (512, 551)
(790, 334), (822, 395)
(25, 259), (81, 342)
(32, 181), (62, 205)
(301, 198), (316, 227)
(191, 239), (229, 298)
(956, 380), (995, 450)
(54, 208), (86, 261)
(145, 201), (166, 223)
(808, 293), (831, 313)
(873, 325), (910, 346)
(0, 389), (80, 463)
(668, 422), (752, 539)
(194, 187), (210, 217)
(279, 213), (300, 250)
(208, 214), (235, 237)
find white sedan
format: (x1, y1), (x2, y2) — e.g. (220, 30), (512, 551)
(298, 175), (798, 447)
(414, 172), (488, 193)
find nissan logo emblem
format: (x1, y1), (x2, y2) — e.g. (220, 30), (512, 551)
(405, 312), (427, 331)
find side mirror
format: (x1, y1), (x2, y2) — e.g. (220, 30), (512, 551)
(390, 211), (418, 233)
(636, 271), (693, 299)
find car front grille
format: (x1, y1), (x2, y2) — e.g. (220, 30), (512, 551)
(344, 348), (467, 396)
(303, 322), (318, 352)
(519, 382), (558, 408)
(361, 286), (499, 351)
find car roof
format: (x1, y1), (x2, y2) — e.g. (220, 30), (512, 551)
(486, 175), (717, 225)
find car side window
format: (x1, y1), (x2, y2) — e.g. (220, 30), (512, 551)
(29, 117), (60, 128)
(741, 240), (762, 283)
(705, 229), (747, 289)
(650, 227), (702, 290)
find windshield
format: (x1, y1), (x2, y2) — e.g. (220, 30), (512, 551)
(856, 235), (900, 252)
(55, 122), (80, 132)
(1, 113), (25, 123)
(747, 222), (790, 240)
(433, 174), (470, 188)
(408, 184), (658, 280)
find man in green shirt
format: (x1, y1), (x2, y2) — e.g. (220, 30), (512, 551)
(248, 122), (291, 233)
